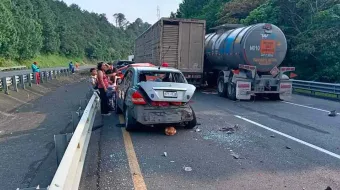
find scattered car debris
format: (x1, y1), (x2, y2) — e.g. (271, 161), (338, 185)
(183, 166), (192, 172)
(285, 146), (291, 149)
(163, 152), (168, 157)
(219, 124), (239, 134)
(165, 127), (177, 136)
(231, 152), (240, 159)
(328, 110), (336, 117)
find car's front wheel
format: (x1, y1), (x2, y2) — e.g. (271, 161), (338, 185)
(115, 95), (122, 114)
(125, 107), (137, 131)
(184, 106), (197, 129)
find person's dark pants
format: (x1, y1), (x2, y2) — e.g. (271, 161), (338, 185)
(99, 88), (110, 114)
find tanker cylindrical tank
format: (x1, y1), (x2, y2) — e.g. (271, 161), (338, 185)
(204, 23), (287, 73)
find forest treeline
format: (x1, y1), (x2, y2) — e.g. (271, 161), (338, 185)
(0, 0), (150, 66)
(171, 0), (340, 82)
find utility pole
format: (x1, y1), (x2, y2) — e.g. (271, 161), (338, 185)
(157, 6), (160, 20)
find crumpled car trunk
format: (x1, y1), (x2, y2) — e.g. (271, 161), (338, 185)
(139, 82), (196, 103)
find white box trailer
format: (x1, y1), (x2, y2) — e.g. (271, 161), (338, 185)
(134, 18), (206, 86)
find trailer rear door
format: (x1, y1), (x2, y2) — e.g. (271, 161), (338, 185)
(178, 22), (205, 73)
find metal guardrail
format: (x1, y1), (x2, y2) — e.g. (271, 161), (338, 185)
(0, 69), (71, 94)
(292, 80), (340, 101)
(49, 93), (99, 190)
(0, 66), (27, 71)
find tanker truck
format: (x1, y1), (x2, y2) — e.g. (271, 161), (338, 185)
(204, 23), (295, 100)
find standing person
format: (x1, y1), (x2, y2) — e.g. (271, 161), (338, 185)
(31, 62), (40, 84)
(75, 62), (80, 70)
(69, 61), (75, 74)
(97, 62), (111, 116)
(89, 68), (98, 89)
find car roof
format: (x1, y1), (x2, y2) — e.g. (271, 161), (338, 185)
(134, 66), (182, 73)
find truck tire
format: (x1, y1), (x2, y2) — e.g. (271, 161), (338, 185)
(227, 82), (237, 101)
(184, 106), (197, 129)
(124, 107), (137, 131)
(217, 76), (228, 97)
(269, 93), (281, 101)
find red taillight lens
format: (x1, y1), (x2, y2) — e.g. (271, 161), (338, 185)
(132, 91), (146, 105)
(170, 102), (182, 106)
(151, 101), (169, 107)
(150, 102), (182, 106)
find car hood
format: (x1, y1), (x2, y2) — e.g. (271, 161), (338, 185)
(139, 82), (196, 103)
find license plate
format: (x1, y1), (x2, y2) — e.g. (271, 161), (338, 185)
(164, 91), (177, 98)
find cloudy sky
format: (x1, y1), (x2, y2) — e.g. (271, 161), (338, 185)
(62, 0), (182, 24)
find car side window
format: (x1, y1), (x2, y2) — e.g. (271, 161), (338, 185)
(123, 71), (133, 88)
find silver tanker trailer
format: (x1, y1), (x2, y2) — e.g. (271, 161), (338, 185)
(204, 23), (295, 100)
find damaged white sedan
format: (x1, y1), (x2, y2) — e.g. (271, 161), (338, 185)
(115, 65), (197, 131)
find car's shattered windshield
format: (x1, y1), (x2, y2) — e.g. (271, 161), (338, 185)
(138, 71), (186, 83)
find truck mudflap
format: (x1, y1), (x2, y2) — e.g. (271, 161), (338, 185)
(279, 81), (293, 99)
(236, 81), (252, 100)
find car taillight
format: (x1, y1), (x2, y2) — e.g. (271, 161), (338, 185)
(132, 91), (146, 105)
(170, 102), (182, 106)
(151, 101), (169, 107)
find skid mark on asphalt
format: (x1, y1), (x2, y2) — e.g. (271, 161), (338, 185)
(283, 101), (340, 115)
(235, 115), (340, 160)
(24, 89), (44, 97)
(119, 115), (147, 190)
(5, 95), (31, 105)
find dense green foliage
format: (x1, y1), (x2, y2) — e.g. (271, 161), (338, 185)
(0, 0), (150, 67)
(171, 0), (340, 82)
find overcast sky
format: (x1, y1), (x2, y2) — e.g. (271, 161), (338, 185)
(62, 0), (182, 24)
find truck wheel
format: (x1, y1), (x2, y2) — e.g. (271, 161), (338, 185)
(184, 106), (197, 129)
(217, 76), (228, 97)
(227, 82), (237, 101)
(125, 107), (137, 131)
(269, 93), (281, 101)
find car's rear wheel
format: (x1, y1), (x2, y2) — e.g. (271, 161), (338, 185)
(184, 106), (197, 129)
(125, 107), (137, 131)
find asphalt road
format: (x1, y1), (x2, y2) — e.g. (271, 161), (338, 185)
(0, 78), (91, 189)
(0, 65), (94, 78)
(81, 93), (340, 190)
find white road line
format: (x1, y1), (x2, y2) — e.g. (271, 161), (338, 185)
(234, 115), (340, 160)
(283, 101), (340, 115)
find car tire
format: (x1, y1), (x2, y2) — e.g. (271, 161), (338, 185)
(184, 106), (197, 129)
(115, 95), (122, 114)
(125, 107), (137, 131)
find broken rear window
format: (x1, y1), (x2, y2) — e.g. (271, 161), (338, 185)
(138, 71), (186, 83)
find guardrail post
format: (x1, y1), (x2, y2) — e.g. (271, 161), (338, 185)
(54, 133), (73, 166)
(20, 75), (25, 89)
(39, 72), (44, 83)
(1, 77), (9, 95)
(12, 75), (18, 92)
(44, 71), (47, 82)
(50, 71), (53, 80)
(28, 73), (32, 87)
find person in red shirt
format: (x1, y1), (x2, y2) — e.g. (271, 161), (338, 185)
(97, 62), (111, 116)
